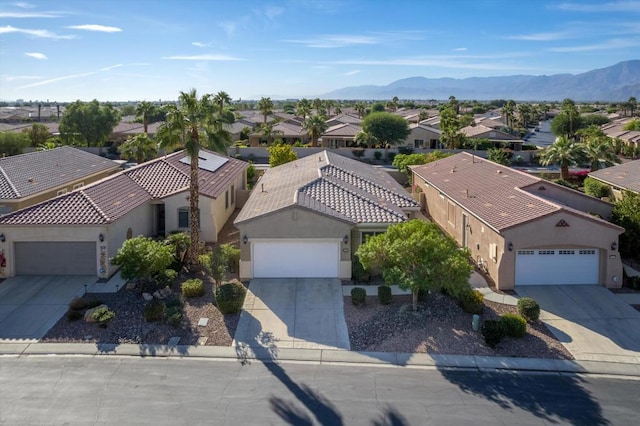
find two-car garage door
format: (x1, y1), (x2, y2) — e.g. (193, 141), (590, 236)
(252, 241), (340, 278)
(515, 248), (598, 286)
(15, 242), (97, 275)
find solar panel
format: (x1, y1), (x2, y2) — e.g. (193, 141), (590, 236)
(179, 151), (229, 173)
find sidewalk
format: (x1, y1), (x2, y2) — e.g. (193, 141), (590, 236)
(1, 342), (639, 377)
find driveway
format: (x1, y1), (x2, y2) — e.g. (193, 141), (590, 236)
(0, 276), (95, 341)
(233, 278), (350, 351)
(516, 285), (640, 363)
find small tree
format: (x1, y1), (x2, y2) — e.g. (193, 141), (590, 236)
(362, 112), (410, 147)
(583, 177), (611, 199)
(487, 148), (511, 166)
(392, 153), (427, 181)
(611, 191), (640, 261)
(24, 123), (51, 147)
(356, 220), (472, 311)
(268, 142), (298, 167)
(112, 236), (174, 292)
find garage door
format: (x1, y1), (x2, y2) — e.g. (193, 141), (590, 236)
(253, 241), (340, 278)
(15, 242), (97, 275)
(515, 248), (598, 285)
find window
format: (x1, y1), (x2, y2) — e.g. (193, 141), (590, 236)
(579, 249), (596, 255)
(361, 231), (384, 244)
(414, 139), (424, 148)
(447, 202), (455, 226)
(489, 243), (498, 262)
(538, 250), (555, 255)
(178, 207), (199, 228)
(231, 185), (235, 205)
(57, 189), (68, 196)
(517, 250), (535, 255)
(73, 182), (84, 190)
(225, 190), (229, 209)
(559, 250), (575, 255)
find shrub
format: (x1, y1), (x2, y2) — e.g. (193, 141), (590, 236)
(583, 177), (611, 199)
(68, 297), (88, 311)
(459, 289), (484, 314)
(377, 286), (392, 305)
(164, 294), (184, 309)
(517, 297), (541, 322)
(182, 278), (205, 298)
(352, 148), (365, 158)
(215, 282), (247, 314)
(351, 287), (366, 306)
(91, 306), (116, 324)
(221, 244), (241, 273)
(500, 313), (527, 338)
(86, 298), (103, 309)
(66, 310), (83, 321)
(481, 320), (505, 348)
(144, 299), (166, 322)
(166, 305), (183, 327)
(154, 269), (178, 288)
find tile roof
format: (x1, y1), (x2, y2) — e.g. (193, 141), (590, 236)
(589, 159), (640, 194)
(235, 150), (417, 225)
(322, 123), (362, 137)
(412, 152), (617, 231)
(0, 149), (247, 225)
(0, 146), (119, 200)
(460, 125), (518, 139)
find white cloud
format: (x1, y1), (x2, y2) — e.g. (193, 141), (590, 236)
(453, 47), (467, 51)
(283, 31), (424, 48)
(67, 24), (122, 32)
(0, 25), (75, 39)
(162, 54), (244, 61)
(18, 63), (124, 89)
(24, 52), (47, 60)
(263, 6), (284, 20)
(508, 31), (571, 41)
(548, 37), (640, 52)
(325, 55), (530, 71)
(100, 64), (123, 71)
(0, 11), (62, 18)
(344, 70), (360, 75)
(2, 75), (42, 81)
(15, 2), (35, 8)
(192, 41), (209, 48)
(553, 1), (640, 12)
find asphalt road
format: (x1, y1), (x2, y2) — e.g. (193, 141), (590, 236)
(1, 356), (638, 425)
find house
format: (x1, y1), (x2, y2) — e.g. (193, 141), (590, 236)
(412, 152), (624, 290)
(234, 151), (419, 280)
(0, 146), (120, 215)
(0, 149), (247, 279)
(319, 123), (362, 148)
(406, 123), (441, 149)
(588, 159), (640, 200)
(248, 121), (308, 146)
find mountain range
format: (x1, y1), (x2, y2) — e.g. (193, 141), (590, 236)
(322, 60), (640, 101)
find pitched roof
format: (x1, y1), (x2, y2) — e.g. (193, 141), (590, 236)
(460, 125), (518, 139)
(322, 123), (362, 137)
(412, 152), (619, 232)
(235, 151), (417, 225)
(589, 159), (640, 193)
(0, 146), (119, 200)
(0, 149), (247, 225)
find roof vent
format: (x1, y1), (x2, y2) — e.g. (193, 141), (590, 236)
(538, 185), (546, 190)
(496, 170), (502, 174)
(450, 166), (456, 173)
(28, 177), (34, 183)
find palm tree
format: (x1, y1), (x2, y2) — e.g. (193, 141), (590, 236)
(302, 114), (328, 147)
(629, 97), (637, 117)
(135, 101), (154, 134)
(156, 89), (233, 266)
(578, 125), (619, 171)
(325, 99), (335, 117)
(214, 91), (232, 112)
(258, 122), (283, 145)
(119, 134), (157, 164)
(561, 98), (579, 136)
(354, 102), (366, 118)
(296, 98), (311, 120)
(501, 100), (516, 129)
(540, 135), (587, 180)
(334, 105), (342, 115)
(257, 97), (273, 124)
(312, 98), (323, 114)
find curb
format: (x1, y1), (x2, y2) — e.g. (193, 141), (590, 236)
(2, 342), (639, 377)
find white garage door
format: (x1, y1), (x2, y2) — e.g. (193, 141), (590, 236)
(253, 241), (340, 278)
(15, 242), (97, 276)
(515, 248), (598, 285)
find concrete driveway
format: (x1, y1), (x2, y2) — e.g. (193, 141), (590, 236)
(233, 278), (350, 351)
(516, 285), (640, 364)
(0, 276), (95, 342)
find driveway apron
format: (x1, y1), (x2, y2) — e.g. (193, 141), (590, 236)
(516, 285), (640, 363)
(0, 276), (94, 341)
(233, 278), (350, 351)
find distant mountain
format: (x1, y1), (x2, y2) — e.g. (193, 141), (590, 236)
(322, 60), (640, 101)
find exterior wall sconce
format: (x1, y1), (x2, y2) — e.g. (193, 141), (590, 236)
(343, 234), (349, 244)
(0, 233), (5, 242)
(243, 235), (248, 245)
(611, 242), (617, 251)
(508, 242), (513, 251)
(99, 233), (104, 242)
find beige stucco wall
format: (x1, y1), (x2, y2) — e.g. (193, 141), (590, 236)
(406, 127), (440, 148)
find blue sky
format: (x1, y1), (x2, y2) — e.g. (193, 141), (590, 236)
(0, 0), (639, 102)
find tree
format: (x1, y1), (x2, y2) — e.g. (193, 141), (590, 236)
(392, 153), (427, 180)
(361, 112), (410, 147)
(267, 141), (298, 167)
(487, 148), (511, 166)
(112, 236), (174, 291)
(578, 125), (619, 171)
(501, 100), (516, 129)
(302, 114), (328, 147)
(0, 132), (28, 156)
(551, 112), (584, 137)
(156, 89), (234, 266)
(356, 220), (472, 311)
(59, 100), (120, 148)
(354, 102), (366, 118)
(214, 91), (232, 112)
(258, 122), (283, 145)
(611, 191), (640, 260)
(257, 97), (273, 123)
(23, 123), (50, 147)
(539, 135), (586, 180)
(296, 98), (311, 120)
(623, 119), (640, 131)
(135, 101), (154, 134)
(628, 96), (637, 117)
(118, 133), (157, 163)
(439, 106), (463, 149)
(371, 102), (386, 113)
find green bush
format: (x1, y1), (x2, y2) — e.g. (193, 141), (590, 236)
(144, 299), (166, 322)
(481, 320), (505, 348)
(164, 294), (184, 309)
(459, 289), (484, 314)
(166, 305), (183, 327)
(66, 310), (83, 321)
(91, 306), (116, 324)
(154, 269), (178, 288)
(215, 282), (247, 314)
(500, 313), (527, 338)
(517, 297), (541, 322)
(68, 297), (88, 311)
(181, 278), (205, 298)
(583, 177), (611, 199)
(377, 286), (392, 305)
(351, 287), (366, 306)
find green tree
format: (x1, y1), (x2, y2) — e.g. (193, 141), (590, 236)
(135, 101), (154, 134)
(628, 96), (637, 117)
(296, 98), (311, 120)
(439, 106), (464, 149)
(356, 220), (472, 311)
(487, 148), (511, 166)
(302, 114), (328, 147)
(361, 112), (410, 147)
(354, 102), (366, 118)
(257, 97), (273, 124)
(392, 153), (427, 180)
(258, 122), (283, 145)
(0, 132), (29, 156)
(539, 135), (586, 180)
(118, 133), (158, 163)
(501, 100), (516, 129)
(371, 102), (386, 113)
(611, 191), (640, 260)
(23, 123), (51, 147)
(214, 91), (232, 112)
(267, 141), (298, 167)
(583, 177), (612, 199)
(551, 98), (582, 137)
(59, 100), (120, 148)
(112, 236), (174, 291)
(623, 119), (640, 131)
(578, 125), (619, 171)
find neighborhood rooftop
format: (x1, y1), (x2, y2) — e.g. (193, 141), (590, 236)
(235, 150), (418, 225)
(588, 159), (640, 193)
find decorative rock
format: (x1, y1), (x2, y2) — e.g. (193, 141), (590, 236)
(197, 337), (208, 346)
(84, 304), (108, 323)
(198, 317), (209, 327)
(159, 286), (172, 298)
(126, 282), (137, 290)
(152, 291), (163, 299)
(142, 293), (153, 302)
(167, 336), (180, 346)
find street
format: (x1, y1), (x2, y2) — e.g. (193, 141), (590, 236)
(1, 356), (638, 425)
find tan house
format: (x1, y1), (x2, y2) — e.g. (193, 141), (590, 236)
(412, 152), (624, 290)
(406, 123), (442, 149)
(0, 149), (247, 279)
(588, 159), (640, 200)
(248, 121), (308, 146)
(0, 146), (120, 215)
(234, 151), (419, 280)
(319, 123), (362, 148)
